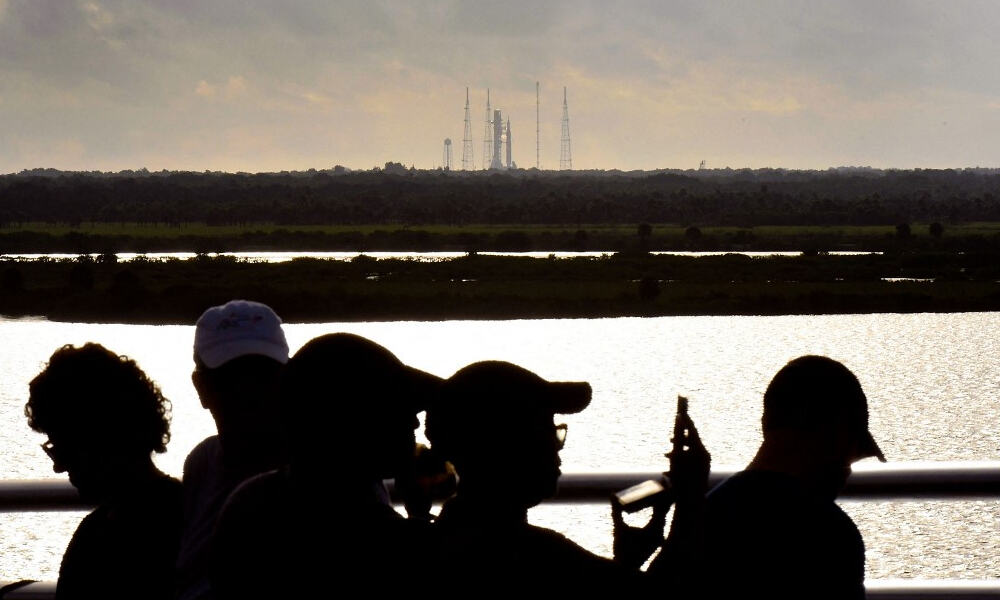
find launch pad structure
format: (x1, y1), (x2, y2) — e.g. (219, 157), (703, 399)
(456, 84), (569, 171)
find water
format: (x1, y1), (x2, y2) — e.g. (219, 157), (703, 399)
(0, 250), (877, 263)
(0, 313), (997, 581)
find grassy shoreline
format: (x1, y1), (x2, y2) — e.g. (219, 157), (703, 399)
(1, 222), (999, 255)
(1, 253), (997, 324)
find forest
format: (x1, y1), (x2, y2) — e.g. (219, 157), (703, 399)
(2, 167), (1000, 228)
(1, 168), (999, 323)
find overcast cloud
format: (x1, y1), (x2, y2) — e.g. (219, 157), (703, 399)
(1, 0), (999, 172)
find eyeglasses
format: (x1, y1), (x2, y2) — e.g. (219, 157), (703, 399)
(40, 440), (59, 462)
(555, 423), (568, 450)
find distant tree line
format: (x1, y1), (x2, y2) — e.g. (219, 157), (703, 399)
(2, 168), (1000, 227)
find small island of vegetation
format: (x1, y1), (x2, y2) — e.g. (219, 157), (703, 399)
(1, 166), (999, 324)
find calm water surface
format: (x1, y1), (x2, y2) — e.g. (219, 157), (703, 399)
(0, 249), (877, 263)
(0, 313), (997, 581)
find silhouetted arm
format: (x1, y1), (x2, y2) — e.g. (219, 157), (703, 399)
(649, 411), (710, 587)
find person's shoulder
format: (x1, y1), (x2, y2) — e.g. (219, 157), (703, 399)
(708, 470), (807, 504)
(183, 436), (221, 471)
(154, 473), (183, 500)
(116, 473), (182, 516)
(231, 467), (284, 494)
(182, 435), (222, 486)
(704, 470), (810, 538)
(219, 468), (286, 519)
(523, 524), (612, 564)
(521, 525), (632, 588)
(214, 469), (288, 558)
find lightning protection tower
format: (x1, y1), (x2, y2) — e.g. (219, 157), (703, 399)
(505, 117), (512, 169)
(443, 138), (453, 170)
(482, 89), (493, 170)
(560, 86), (572, 170)
(462, 88), (474, 170)
(536, 81), (540, 169)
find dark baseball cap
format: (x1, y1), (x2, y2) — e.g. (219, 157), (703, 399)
(426, 360), (591, 448)
(762, 355), (886, 462)
(283, 333), (442, 414)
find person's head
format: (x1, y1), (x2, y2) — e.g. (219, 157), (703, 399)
(280, 333), (441, 479)
(425, 361), (591, 509)
(760, 355), (885, 492)
(25, 343), (171, 501)
(192, 300), (288, 426)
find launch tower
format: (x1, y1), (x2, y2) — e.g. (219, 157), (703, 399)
(560, 86), (572, 170)
(462, 88), (474, 170)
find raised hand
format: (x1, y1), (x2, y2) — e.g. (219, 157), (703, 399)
(611, 485), (671, 569)
(667, 410), (711, 506)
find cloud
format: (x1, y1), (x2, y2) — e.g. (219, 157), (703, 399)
(193, 75), (247, 100)
(224, 75), (247, 97)
(301, 91), (331, 106)
(195, 80), (214, 97)
(81, 1), (113, 32)
(3, 0), (1000, 171)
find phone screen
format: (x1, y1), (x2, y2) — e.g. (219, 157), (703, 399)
(614, 479), (667, 512)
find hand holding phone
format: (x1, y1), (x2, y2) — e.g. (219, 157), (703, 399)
(613, 478), (670, 513)
(673, 395), (689, 455)
(611, 479), (671, 568)
(667, 395), (710, 506)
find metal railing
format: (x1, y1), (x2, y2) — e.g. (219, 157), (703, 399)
(2, 462), (1000, 599)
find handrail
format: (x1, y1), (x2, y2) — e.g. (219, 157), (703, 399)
(3, 463), (1000, 599)
(2, 579), (999, 599)
(3, 463), (1000, 511)
(551, 462), (1000, 503)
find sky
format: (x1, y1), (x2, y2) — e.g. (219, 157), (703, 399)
(2, 0), (1000, 173)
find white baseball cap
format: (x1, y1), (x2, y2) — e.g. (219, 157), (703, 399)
(194, 300), (289, 369)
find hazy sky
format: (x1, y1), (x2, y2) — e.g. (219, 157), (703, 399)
(2, 0), (1000, 173)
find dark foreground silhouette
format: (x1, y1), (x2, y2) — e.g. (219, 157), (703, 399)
(177, 300), (290, 600)
(654, 355), (886, 599)
(24, 343), (182, 600)
(14, 329), (891, 599)
(211, 333), (442, 599)
(426, 360), (642, 592)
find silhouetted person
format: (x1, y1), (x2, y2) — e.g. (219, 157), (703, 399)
(425, 360), (636, 593)
(25, 343), (182, 600)
(685, 355), (886, 599)
(211, 333), (442, 599)
(176, 300), (289, 600)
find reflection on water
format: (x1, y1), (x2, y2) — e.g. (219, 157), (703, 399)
(0, 313), (997, 580)
(0, 249), (878, 263)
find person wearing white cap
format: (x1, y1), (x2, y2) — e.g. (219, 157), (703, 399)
(176, 300), (289, 600)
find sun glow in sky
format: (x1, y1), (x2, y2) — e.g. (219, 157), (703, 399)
(2, 0), (1000, 173)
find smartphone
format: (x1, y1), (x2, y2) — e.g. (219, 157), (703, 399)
(614, 478), (670, 513)
(673, 395), (689, 454)
(614, 395), (687, 512)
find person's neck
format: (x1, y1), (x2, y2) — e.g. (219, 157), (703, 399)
(746, 434), (845, 501)
(103, 458), (164, 503)
(288, 462), (389, 508)
(451, 478), (532, 523)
